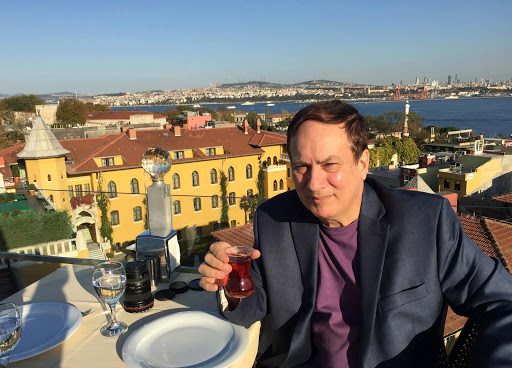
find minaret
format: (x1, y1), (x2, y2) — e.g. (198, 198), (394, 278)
(403, 100), (410, 137)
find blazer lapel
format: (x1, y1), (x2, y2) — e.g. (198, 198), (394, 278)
(358, 182), (389, 367)
(283, 201), (319, 368)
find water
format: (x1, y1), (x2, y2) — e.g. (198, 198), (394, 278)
(112, 97), (512, 137)
(93, 275), (126, 305)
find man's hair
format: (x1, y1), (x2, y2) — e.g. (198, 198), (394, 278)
(287, 100), (368, 161)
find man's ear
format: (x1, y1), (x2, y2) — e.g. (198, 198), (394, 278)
(359, 149), (369, 180)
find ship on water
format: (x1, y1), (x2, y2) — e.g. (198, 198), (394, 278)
(241, 102), (254, 105)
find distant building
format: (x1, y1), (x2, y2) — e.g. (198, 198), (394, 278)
(85, 111), (166, 127)
(265, 114), (293, 126)
(448, 75), (452, 85)
(170, 111), (214, 129)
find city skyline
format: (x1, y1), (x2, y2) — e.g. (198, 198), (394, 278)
(1, 0), (511, 95)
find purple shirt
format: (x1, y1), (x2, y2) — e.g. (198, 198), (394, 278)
(310, 219), (361, 368)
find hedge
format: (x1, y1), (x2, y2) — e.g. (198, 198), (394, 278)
(0, 210), (73, 251)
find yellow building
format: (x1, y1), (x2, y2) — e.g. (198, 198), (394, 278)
(1, 118), (291, 249)
(438, 154), (512, 198)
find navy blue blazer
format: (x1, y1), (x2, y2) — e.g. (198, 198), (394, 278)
(223, 177), (512, 367)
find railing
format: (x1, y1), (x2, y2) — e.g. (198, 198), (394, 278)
(280, 153), (290, 162)
(263, 164), (286, 172)
(34, 182), (57, 211)
(9, 239), (77, 257)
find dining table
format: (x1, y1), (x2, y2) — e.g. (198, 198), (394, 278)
(5, 264), (260, 367)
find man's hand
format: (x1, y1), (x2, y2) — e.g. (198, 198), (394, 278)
(198, 241), (261, 292)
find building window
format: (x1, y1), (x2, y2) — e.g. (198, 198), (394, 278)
(172, 173), (180, 189)
(133, 206), (142, 222)
(404, 175), (414, 185)
(84, 183), (90, 194)
(229, 192), (235, 206)
(75, 184), (83, 197)
(210, 169), (217, 184)
(173, 200), (181, 214)
(196, 227), (203, 238)
(246, 164), (253, 179)
(273, 180), (278, 191)
(110, 210), (119, 226)
(273, 156), (278, 165)
(193, 197), (201, 211)
(247, 189), (253, 197)
(211, 195), (219, 209)
(174, 151), (184, 160)
(102, 157), (114, 167)
(192, 171), (199, 187)
(266, 157), (271, 166)
(287, 168), (290, 178)
(68, 186), (73, 197)
(279, 179), (284, 190)
(231, 220), (236, 227)
(454, 182), (461, 191)
(107, 181), (117, 198)
(206, 148), (216, 156)
(130, 178), (139, 194)
(444, 179), (450, 189)
(48, 174), (52, 182)
(228, 167), (235, 181)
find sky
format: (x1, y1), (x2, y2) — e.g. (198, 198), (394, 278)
(1, 0), (511, 95)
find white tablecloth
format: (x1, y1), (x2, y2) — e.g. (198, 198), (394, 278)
(5, 264), (260, 367)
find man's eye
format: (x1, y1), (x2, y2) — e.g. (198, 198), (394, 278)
(324, 163), (339, 172)
(293, 166), (307, 174)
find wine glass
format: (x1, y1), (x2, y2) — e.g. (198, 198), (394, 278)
(92, 261), (128, 337)
(0, 303), (22, 367)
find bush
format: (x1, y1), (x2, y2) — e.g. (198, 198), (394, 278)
(0, 195), (6, 203)
(1, 211), (9, 217)
(5, 193), (15, 202)
(0, 210), (73, 251)
(27, 184), (37, 190)
(11, 165), (20, 178)
(11, 209), (21, 217)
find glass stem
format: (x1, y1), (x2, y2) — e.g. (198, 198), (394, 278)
(109, 303), (118, 327)
(0, 355), (10, 367)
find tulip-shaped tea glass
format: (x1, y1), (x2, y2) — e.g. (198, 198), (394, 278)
(0, 303), (22, 367)
(92, 261), (128, 337)
(224, 246), (255, 298)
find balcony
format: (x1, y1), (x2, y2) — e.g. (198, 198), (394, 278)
(263, 164), (286, 172)
(280, 153), (290, 162)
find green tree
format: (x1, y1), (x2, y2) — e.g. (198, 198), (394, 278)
(0, 95), (45, 112)
(239, 196), (250, 224)
(83, 102), (110, 111)
(396, 137), (420, 164)
(247, 112), (269, 131)
(96, 179), (114, 245)
(264, 108), (271, 117)
(56, 98), (86, 125)
(220, 171), (229, 228)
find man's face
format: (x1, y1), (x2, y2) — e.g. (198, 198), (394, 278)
(290, 120), (369, 227)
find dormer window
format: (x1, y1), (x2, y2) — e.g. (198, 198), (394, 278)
(206, 148), (216, 156)
(174, 151), (184, 160)
(102, 157), (114, 167)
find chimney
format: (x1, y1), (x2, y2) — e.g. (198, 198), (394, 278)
(164, 124), (173, 130)
(127, 128), (137, 140)
(243, 119), (249, 134)
(121, 126), (129, 133)
(256, 119), (261, 134)
(173, 126), (181, 137)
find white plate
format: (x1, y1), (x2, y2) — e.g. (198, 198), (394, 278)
(122, 311), (249, 368)
(10, 302), (82, 362)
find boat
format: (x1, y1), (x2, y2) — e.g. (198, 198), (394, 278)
(266, 103), (275, 106)
(445, 95), (459, 99)
(227, 106), (236, 109)
(193, 104), (201, 108)
(241, 102), (254, 106)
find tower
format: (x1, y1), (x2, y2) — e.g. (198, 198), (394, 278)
(402, 100), (410, 137)
(448, 75), (452, 85)
(17, 117), (71, 211)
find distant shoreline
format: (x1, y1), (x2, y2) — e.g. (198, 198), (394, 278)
(112, 95), (512, 109)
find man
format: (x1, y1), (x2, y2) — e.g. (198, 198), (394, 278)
(199, 100), (512, 367)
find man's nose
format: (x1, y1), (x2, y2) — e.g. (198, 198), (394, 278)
(306, 167), (324, 191)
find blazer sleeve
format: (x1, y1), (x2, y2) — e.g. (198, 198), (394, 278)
(437, 198), (512, 366)
(218, 207), (268, 328)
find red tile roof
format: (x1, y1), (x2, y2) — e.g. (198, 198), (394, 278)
(445, 215), (512, 336)
(85, 111), (166, 120)
(0, 126), (287, 176)
(211, 223), (254, 248)
(493, 193), (512, 204)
